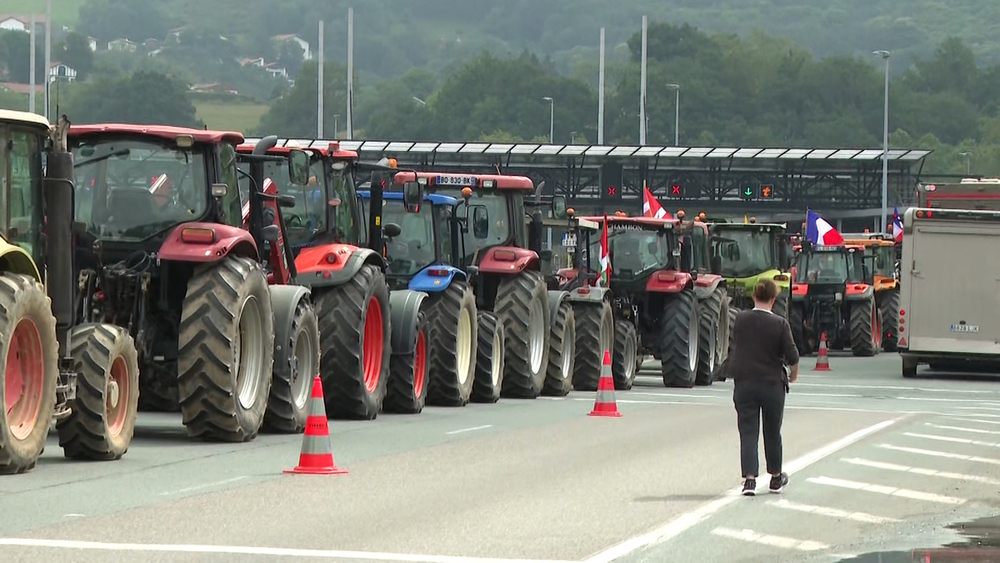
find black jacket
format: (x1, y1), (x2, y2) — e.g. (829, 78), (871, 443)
(728, 309), (799, 384)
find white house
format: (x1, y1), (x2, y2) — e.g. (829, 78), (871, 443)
(48, 62), (77, 83)
(271, 34), (312, 60)
(87, 36), (98, 52)
(108, 38), (137, 52)
(0, 15), (45, 33)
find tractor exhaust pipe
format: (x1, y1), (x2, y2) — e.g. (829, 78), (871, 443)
(45, 116), (75, 358)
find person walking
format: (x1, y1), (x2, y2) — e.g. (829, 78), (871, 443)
(727, 279), (800, 496)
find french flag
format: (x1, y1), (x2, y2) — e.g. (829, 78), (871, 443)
(805, 209), (844, 245)
(892, 207), (903, 243)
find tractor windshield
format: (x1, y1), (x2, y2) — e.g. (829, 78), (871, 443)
(72, 138), (209, 242)
(795, 251), (849, 284)
(382, 200), (437, 276)
(590, 226), (671, 279)
(871, 246), (895, 277)
(260, 159), (325, 247)
(718, 229), (774, 277)
(433, 188), (510, 263)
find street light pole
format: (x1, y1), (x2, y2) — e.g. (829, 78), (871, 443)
(543, 96), (554, 143)
(959, 151), (972, 175)
(666, 83), (680, 146)
(874, 50), (891, 233)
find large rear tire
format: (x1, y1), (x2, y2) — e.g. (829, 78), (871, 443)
(880, 289), (900, 352)
(383, 310), (429, 414)
(0, 274), (58, 474)
(178, 256), (273, 442)
(849, 297), (878, 357)
(497, 271), (550, 399)
(696, 288), (725, 386)
(772, 290), (789, 319)
(425, 282), (477, 407)
(612, 321), (638, 391)
(471, 311), (504, 403)
(314, 264), (391, 420)
(57, 324), (140, 460)
(263, 297), (319, 433)
(542, 299), (575, 397)
(660, 289), (699, 388)
(571, 300), (614, 392)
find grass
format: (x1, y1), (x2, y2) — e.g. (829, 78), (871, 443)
(194, 101), (269, 134)
(0, 0), (86, 26)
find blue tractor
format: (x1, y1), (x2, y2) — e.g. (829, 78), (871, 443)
(358, 189), (504, 408)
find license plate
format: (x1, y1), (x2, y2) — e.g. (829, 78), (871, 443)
(436, 175), (476, 186)
(950, 324), (979, 333)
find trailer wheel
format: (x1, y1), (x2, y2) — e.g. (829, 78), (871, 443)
(178, 256), (274, 442)
(902, 355), (918, 378)
(56, 324), (139, 460)
(0, 274), (58, 474)
(880, 289), (900, 352)
(471, 311), (504, 403)
(571, 300), (614, 392)
(263, 297), (319, 433)
(696, 288), (725, 386)
(612, 321), (638, 390)
(383, 310), (429, 414)
(425, 282), (477, 407)
(660, 289), (699, 388)
(497, 271), (549, 399)
(314, 264), (391, 420)
(849, 297), (878, 357)
(542, 299), (575, 397)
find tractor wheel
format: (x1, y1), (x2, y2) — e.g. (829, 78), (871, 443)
(0, 274), (58, 474)
(178, 256), (273, 442)
(772, 291), (789, 319)
(263, 297), (319, 433)
(425, 282), (477, 407)
(571, 300), (614, 392)
(497, 271), (550, 399)
(612, 321), (638, 391)
(715, 299), (737, 382)
(314, 264), (391, 420)
(56, 324), (140, 460)
(660, 289), (699, 388)
(902, 355), (918, 378)
(880, 289), (900, 352)
(790, 306), (810, 356)
(727, 302), (739, 358)
(696, 288), (726, 386)
(383, 310), (429, 414)
(471, 311), (504, 403)
(849, 297), (879, 357)
(542, 299), (575, 397)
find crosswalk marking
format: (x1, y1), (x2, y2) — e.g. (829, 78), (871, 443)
(925, 423), (1000, 436)
(765, 499), (900, 524)
(903, 432), (1000, 448)
(710, 527), (829, 551)
(841, 457), (1000, 486)
(945, 417), (1000, 425)
(807, 476), (966, 505)
(878, 443), (1000, 465)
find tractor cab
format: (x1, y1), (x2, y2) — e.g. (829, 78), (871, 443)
(586, 216), (682, 289)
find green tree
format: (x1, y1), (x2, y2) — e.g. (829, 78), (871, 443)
(64, 71), (202, 127)
(256, 61), (348, 137)
(55, 32), (95, 79)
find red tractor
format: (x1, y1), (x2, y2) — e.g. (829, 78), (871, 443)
(68, 124), (313, 441)
(235, 141), (427, 418)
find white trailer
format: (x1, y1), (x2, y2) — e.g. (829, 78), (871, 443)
(898, 207), (1000, 377)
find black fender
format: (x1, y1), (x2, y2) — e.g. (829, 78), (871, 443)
(389, 289), (428, 356)
(546, 290), (569, 326)
(268, 284), (314, 380)
(296, 248), (383, 290)
(564, 285), (612, 304)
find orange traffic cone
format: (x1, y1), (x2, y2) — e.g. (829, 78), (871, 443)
(589, 350), (622, 417)
(814, 333), (831, 372)
(284, 376), (348, 475)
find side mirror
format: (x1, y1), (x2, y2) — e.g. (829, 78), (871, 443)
(383, 222), (402, 238)
(287, 149), (310, 186)
(262, 224), (280, 243)
(403, 180), (423, 213)
(551, 195), (567, 219)
(472, 205), (490, 239)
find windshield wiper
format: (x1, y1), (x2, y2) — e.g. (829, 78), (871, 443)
(74, 148), (131, 168)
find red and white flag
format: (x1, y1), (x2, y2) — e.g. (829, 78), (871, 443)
(642, 185), (673, 219)
(892, 207), (903, 244)
(599, 215), (612, 286)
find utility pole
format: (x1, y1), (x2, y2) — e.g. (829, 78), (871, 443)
(44, 0), (51, 119)
(317, 20), (324, 138)
(598, 27), (605, 145)
(666, 83), (680, 146)
(346, 8), (354, 140)
(874, 50), (891, 233)
(543, 97), (554, 143)
(639, 16), (648, 145)
(29, 14), (36, 113)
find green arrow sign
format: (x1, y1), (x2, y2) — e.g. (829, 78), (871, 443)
(744, 187), (754, 197)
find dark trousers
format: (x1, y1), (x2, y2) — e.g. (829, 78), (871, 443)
(734, 378), (786, 478)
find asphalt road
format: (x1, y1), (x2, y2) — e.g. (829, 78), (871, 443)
(2, 352), (1000, 563)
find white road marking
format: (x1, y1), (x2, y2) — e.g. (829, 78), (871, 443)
(0, 539), (576, 562)
(709, 527), (829, 551)
(159, 476), (247, 496)
(62, 514), (85, 518)
(579, 419), (898, 563)
(628, 392), (721, 399)
(945, 417), (1000, 424)
(841, 457), (1000, 486)
(879, 443), (1000, 465)
(766, 499), (900, 524)
(445, 425), (492, 435)
(954, 406), (1000, 411)
(791, 382), (997, 394)
(926, 423), (1000, 435)
(807, 476), (966, 505)
(903, 432), (1000, 448)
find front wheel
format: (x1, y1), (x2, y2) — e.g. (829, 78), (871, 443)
(696, 288), (725, 386)
(571, 300), (614, 391)
(497, 271), (550, 399)
(660, 289), (699, 388)
(0, 274), (58, 474)
(612, 321), (638, 391)
(383, 310), (430, 414)
(542, 298), (575, 397)
(425, 282), (477, 407)
(263, 295), (319, 433)
(880, 289), (900, 352)
(849, 297), (878, 357)
(57, 324), (140, 460)
(472, 311), (504, 403)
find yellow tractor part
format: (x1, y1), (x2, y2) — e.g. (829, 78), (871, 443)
(0, 236), (42, 282)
